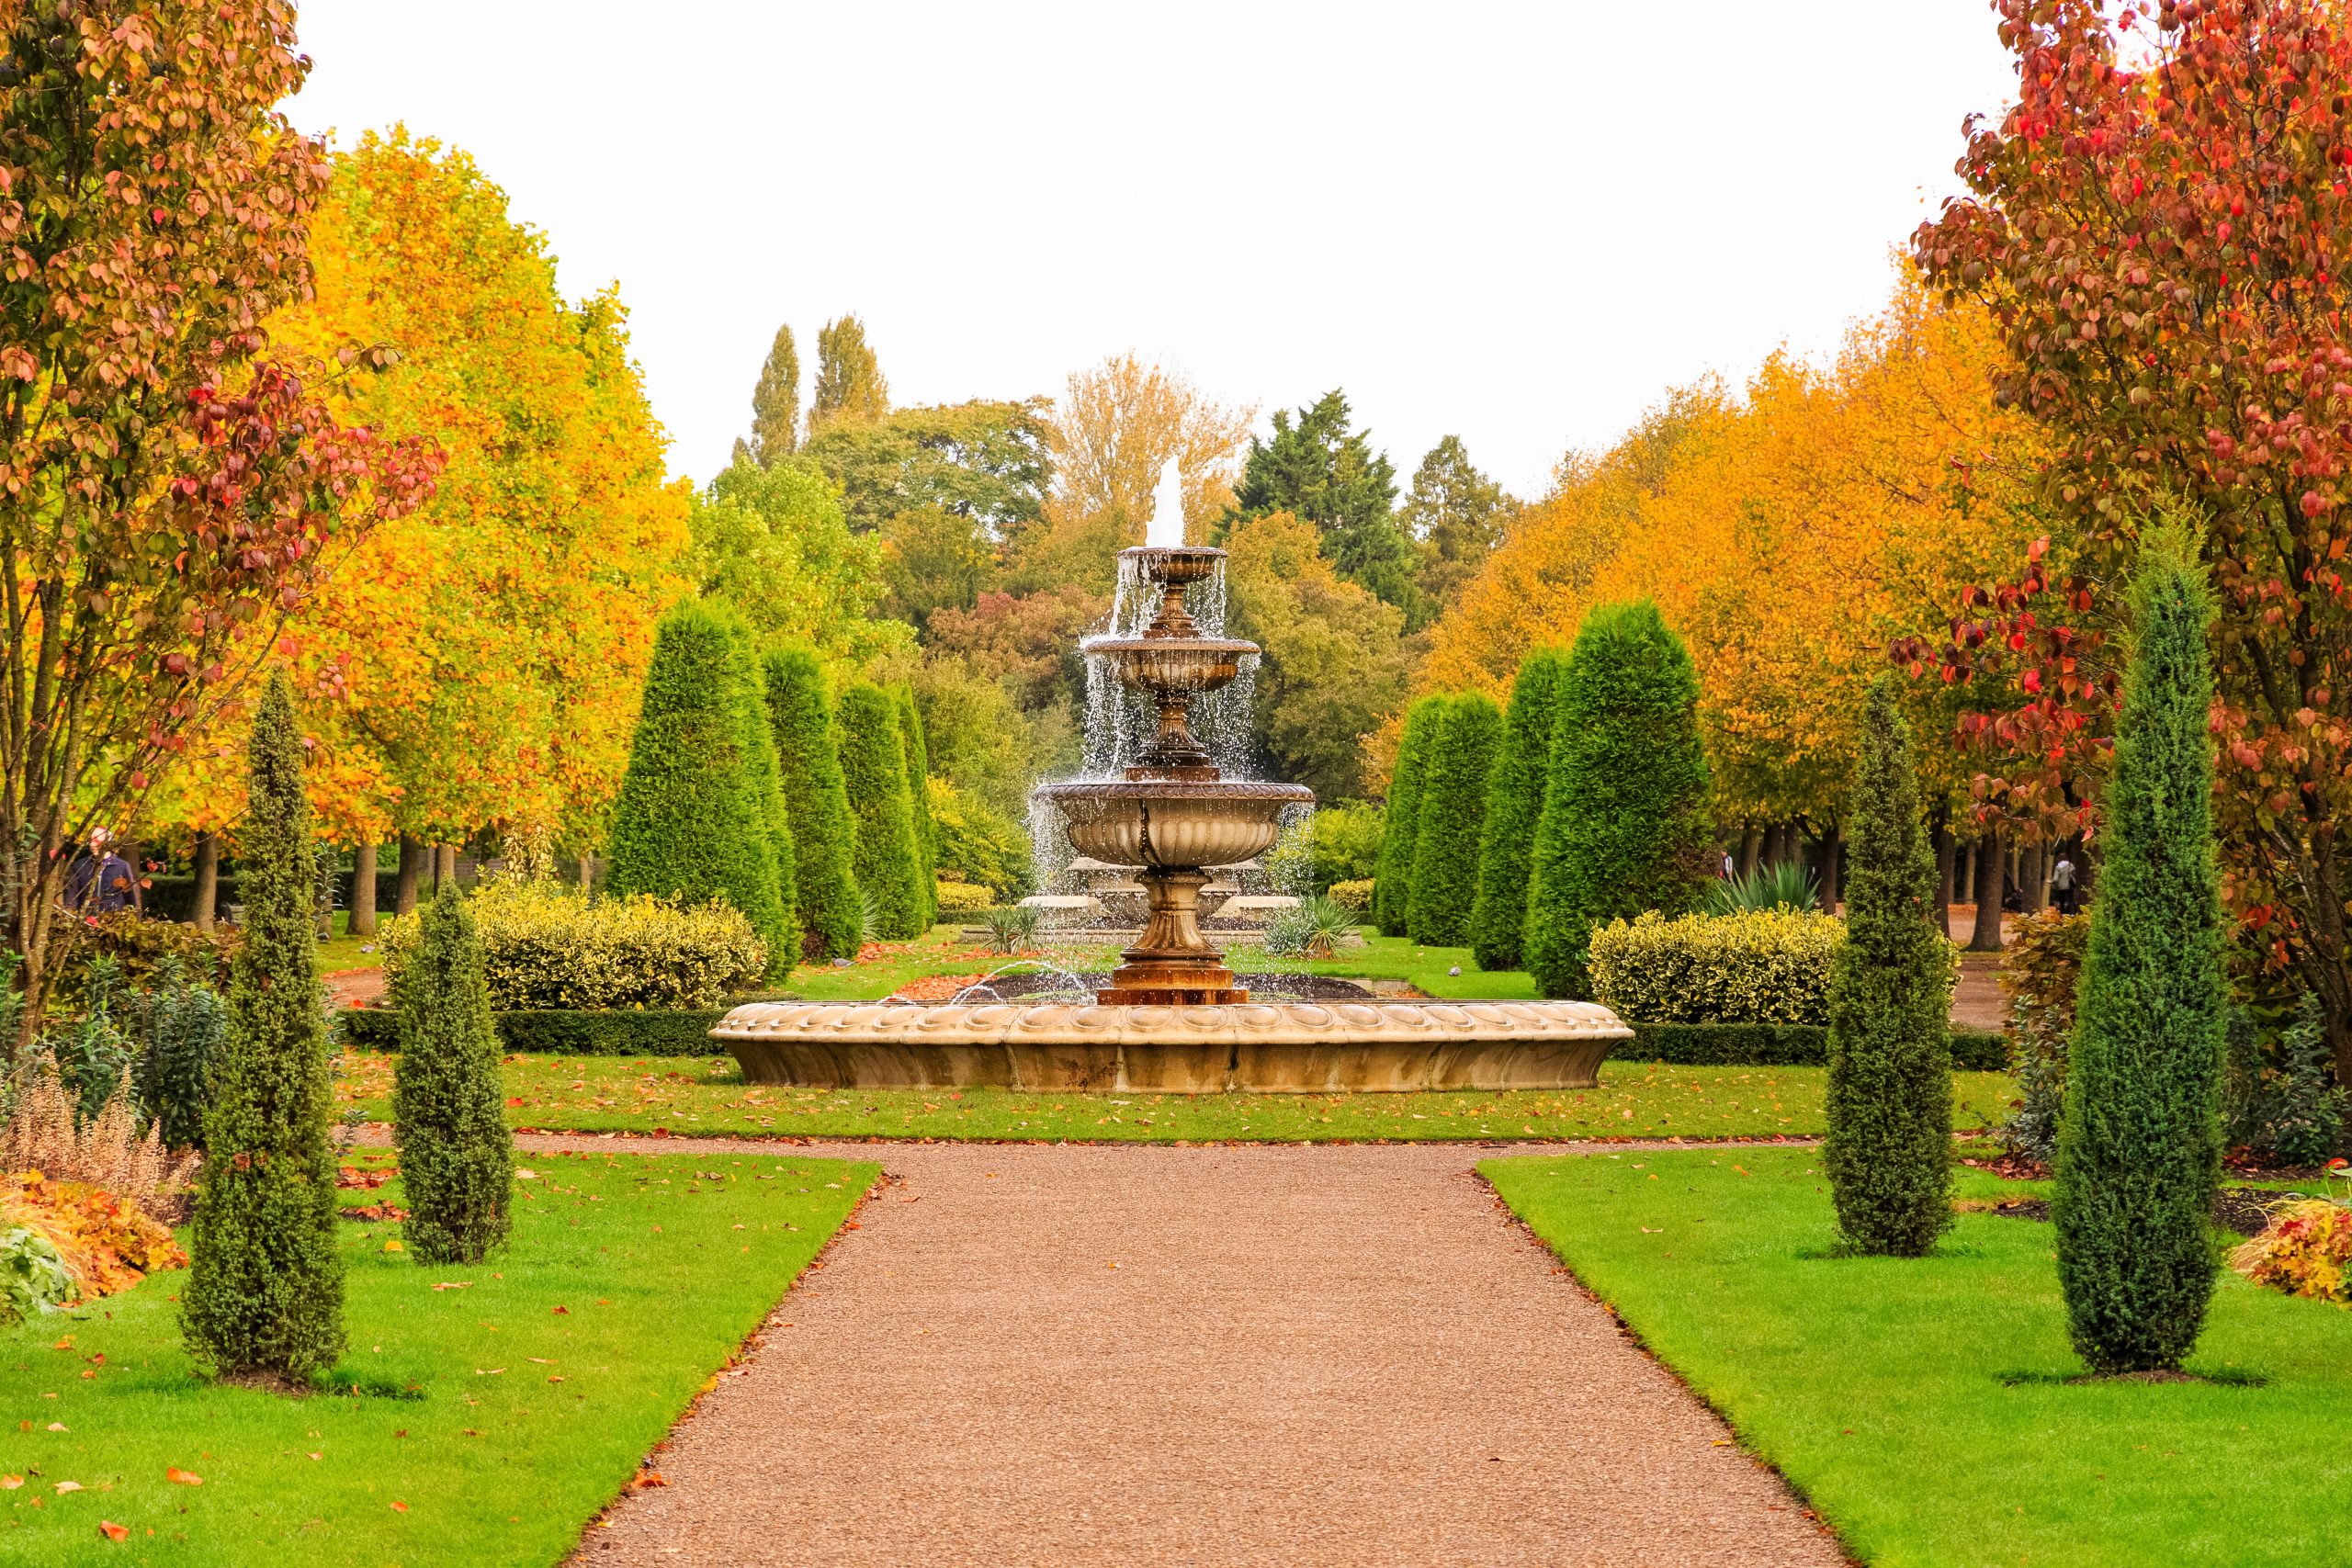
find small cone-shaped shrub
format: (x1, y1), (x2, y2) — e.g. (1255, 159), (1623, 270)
(1471, 649), (1566, 971)
(1526, 601), (1713, 999)
(2055, 528), (2226, 1375)
(1373, 696), (1445, 937)
(605, 603), (792, 967)
(181, 671), (344, 1383)
(1408, 694), (1502, 946)
(393, 883), (512, 1264)
(1823, 676), (1954, 1256)
(763, 646), (862, 960)
(838, 681), (926, 940)
(893, 686), (938, 928)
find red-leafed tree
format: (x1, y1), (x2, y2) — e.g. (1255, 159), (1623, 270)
(0, 1), (438, 1036)
(1913, 0), (2352, 1075)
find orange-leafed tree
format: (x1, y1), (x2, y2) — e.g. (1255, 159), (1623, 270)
(0, 2), (438, 1030)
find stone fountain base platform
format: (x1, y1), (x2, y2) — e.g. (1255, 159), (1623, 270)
(711, 999), (1630, 1095)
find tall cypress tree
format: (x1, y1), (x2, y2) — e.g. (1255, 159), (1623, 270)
(393, 882), (512, 1265)
(741, 662), (800, 966)
(837, 681), (926, 941)
(2055, 528), (2226, 1375)
(1525, 601), (1713, 999)
(763, 646), (862, 960)
(181, 671), (343, 1385)
(1470, 649), (1566, 971)
(893, 686), (938, 928)
(1408, 694), (1502, 946)
(1372, 696), (1445, 937)
(604, 603), (792, 968)
(1823, 676), (1954, 1257)
(748, 321), (800, 465)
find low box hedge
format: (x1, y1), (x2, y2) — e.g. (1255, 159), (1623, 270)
(339, 1008), (729, 1057)
(1624, 1021), (2007, 1074)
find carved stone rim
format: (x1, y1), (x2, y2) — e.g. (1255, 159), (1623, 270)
(1034, 781), (1316, 803)
(713, 998), (1632, 1045)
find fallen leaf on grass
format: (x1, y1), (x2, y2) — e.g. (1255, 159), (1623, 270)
(165, 1468), (202, 1486)
(46, 1422), (65, 1432)
(429, 1281), (473, 1292)
(1, 1476), (19, 1489)
(55, 1480), (82, 1493)
(98, 1520), (128, 1542)
(382, 1239), (403, 1253)
(390, 1501), (408, 1513)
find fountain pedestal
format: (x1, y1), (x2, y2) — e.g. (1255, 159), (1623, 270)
(1098, 869), (1246, 1005)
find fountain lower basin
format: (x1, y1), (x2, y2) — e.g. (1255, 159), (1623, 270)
(712, 998), (1631, 1094)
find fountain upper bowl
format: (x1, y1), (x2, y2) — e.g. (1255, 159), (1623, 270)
(1034, 779), (1313, 869)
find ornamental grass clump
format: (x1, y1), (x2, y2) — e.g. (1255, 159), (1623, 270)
(1587, 908), (1845, 1025)
(1408, 694), (1501, 947)
(1373, 696), (1444, 938)
(2055, 530), (2227, 1376)
(181, 671), (345, 1385)
(1472, 648), (1566, 972)
(1822, 676), (1955, 1258)
(393, 884), (513, 1265)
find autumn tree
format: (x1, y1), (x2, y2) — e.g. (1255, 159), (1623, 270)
(685, 455), (910, 664)
(743, 321), (801, 466)
(809, 314), (889, 434)
(1913, 0), (2352, 1077)
(1403, 436), (1518, 615)
(801, 398), (1052, 537)
(0, 3), (437, 1030)
(1227, 390), (1424, 624)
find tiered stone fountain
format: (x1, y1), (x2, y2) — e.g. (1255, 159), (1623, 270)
(713, 472), (1630, 1092)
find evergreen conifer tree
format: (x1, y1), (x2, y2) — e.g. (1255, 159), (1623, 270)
(1525, 601), (1713, 999)
(893, 686), (938, 928)
(837, 682), (926, 940)
(741, 664), (800, 964)
(2054, 528), (2226, 1375)
(1408, 694), (1502, 946)
(1822, 676), (1954, 1256)
(604, 603), (792, 968)
(1372, 696), (1445, 937)
(1470, 649), (1566, 971)
(181, 671), (344, 1384)
(763, 646), (862, 960)
(393, 883), (512, 1264)
(748, 321), (800, 465)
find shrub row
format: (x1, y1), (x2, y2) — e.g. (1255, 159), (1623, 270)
(379, 879), (765, 1010)
(1589, 908), (1849, 1026)
(1623, 1021), (2007, 1074)
(341, 1008), (728, 1057)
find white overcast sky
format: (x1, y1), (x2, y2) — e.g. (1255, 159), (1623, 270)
(288, 2), (2020, 500)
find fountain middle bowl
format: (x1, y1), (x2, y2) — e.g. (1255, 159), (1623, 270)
(1080, 635), (1255, 694)
(1035, 779), (1314, 868)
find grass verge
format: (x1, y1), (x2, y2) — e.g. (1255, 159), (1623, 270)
(1483, 1147), (2352, 1567)
(1, 1149), (875, 1566)
(334, 1053), (2014, 1143)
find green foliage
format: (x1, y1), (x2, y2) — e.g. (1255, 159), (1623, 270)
(1304, 801), (1385, 891)
(910, 653), (1078, 821)
(604, 603), (794, 969)
(1589, 909), (1847, 1026)
(746, 320), (800, 464)
(878, 504), (997, 631)
(1326, 878), (1374, 914)
(181, 671), (345, 1383)
(1408, 694), (1501, 946)
(928, 778), (1033, 897)
(835, 682), (926, 941)
(0, 1227), (73, 1325)
(2055, 532), (2227, 1375)
(1372, 697), (1446, 937)
(983, 903), (1043, 954)
(340, 1007), (731, 1057)
(740, 659), (799, 972)
(392, 885), (512, 1265)
(1525, 601), (1714, 999)
(1706, 862), (1821, 914)
(2223, 998), (2346, 1168)
(934, 880), (993, 915)
(1263, 894), (1362, 960)
(1623, 1021), (2007, 1072)
(44, 954), (133, 1122)
(49, 908), (240, 1000)
(379, 881), (765, 1010)
(1471, 648), (1565, 971)
(762, 646), (862, 961)
(1227, 389), (1423, 621)
(800, 398), (1051, 537)
(893, 686), (938, 926)
(133, 959), (229, 1151)
(1998, 908), (2092, 1164)
(684, 456), (909, 664)
(1403, 434), (1516, 613)
(808, 313), (889, 432)
(1823, 677), (1956, 1258)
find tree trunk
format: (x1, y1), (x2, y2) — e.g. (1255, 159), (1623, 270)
(1818, 824), (1843, 912)
(1932, 818), (1956, 939)
(1736, 825), (1761, 878)
(396, 834), (422, 917)
(435, 842), (458, 888)
(124, 838), (144, 915)
(192, 830), (219, 932)
(1761, 822), (1785, 868)
(577, 853), (595, 892)
(1968, 825), (2007, 952)
(350, 842), (378, 937)
(2019, 840), (2047, 916)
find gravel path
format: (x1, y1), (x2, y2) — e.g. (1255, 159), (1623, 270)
(544, 1134), (1845, 1568)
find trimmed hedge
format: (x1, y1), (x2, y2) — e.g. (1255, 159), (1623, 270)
(1623, 1021), (2007, 1073)
(379, 880), (765, 1011)
(1589, 908), (1847, 1026)
(1408, 693), (1501, 947)
(342, 1008), (729, 1057)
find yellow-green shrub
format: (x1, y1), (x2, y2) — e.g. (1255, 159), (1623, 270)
(1327, 878), (1375, 914)
(934, 881), (994, 915)
(380, 881), (765, 1011)
(1589, 908), (1849, 1025)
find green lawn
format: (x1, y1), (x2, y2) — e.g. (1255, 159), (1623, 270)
(335, 1052), (2014, 1143)
(0, 1149), (874, 1566)
(1484, 1148), (2352, 1567)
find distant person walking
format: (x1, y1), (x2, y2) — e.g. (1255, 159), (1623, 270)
(62, 828), (138, 915)
(2049, 855), (2079, 917)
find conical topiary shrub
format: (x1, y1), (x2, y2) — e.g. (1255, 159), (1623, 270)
(1408, 694), (1502, 947)
(181, 671), (344, 1385)
(2055, 528), (2226, 1375)
(393, 882), (512, 1265)
(1823, 675), (1954, 1257)
(1373, 696), (1446, 938)
(1525, 601), (1713, 999)
(1471, 648), (1566, 971)
(893, 686), (938, 929)
(763, 645), (862, 961)
(741, 660), (799, 968)
(604, 603), (792, 969)
(837, 681), (926, 941)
